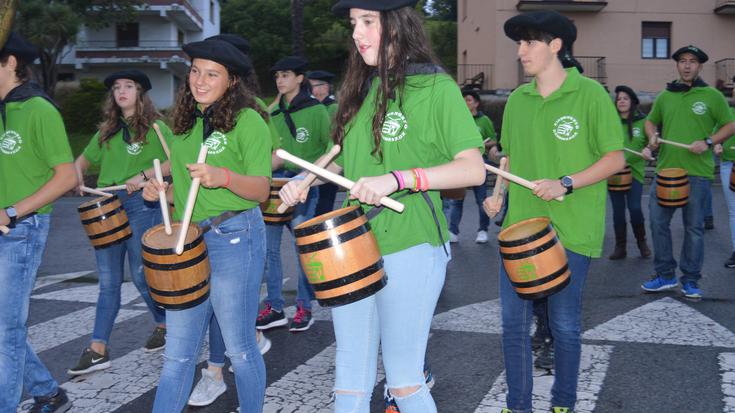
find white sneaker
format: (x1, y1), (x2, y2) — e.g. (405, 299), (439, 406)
(188, 368), (227, 406)
(475, 230), (488, 244)
(449, 231), (459, 243)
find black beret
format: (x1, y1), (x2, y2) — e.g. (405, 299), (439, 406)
(672, 45), (708, 64)
(308, 70), (336, 82)
(614, 85), (639, 105)
(504, 10), (577, 49)
(104, 70), (152, 91)
(462, 89), (481, 102)
(271, 56), (308, 74)
(205, 33), (251, 56)
(333, 0), (418, 15)
(0, 32), (39, 63)
(183, 39), (253, 77)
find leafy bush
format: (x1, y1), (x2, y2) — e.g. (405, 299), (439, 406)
(58, 78), (107, 134)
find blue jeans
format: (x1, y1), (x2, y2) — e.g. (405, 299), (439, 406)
(263, 169), (318, 311)
(0, 215), (60, 411)
(315, 183), (339, 216)
(332, 242), (449, 413)
(447, 182), (489, 234)
(500, 249), (591, 413)
(92, 190), (164, 344)
(608, 179), (644, 227)
(649, 176), (711, 283)
(152, 209), (266, 413)
(721, 161), (735, 250)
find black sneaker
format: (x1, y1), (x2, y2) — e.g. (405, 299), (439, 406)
(67, 347), (111, 376)
(256, 303), (288, 330)
(534, 338), (554, 370)
(144, 326), (166, 352)
(725, 252), (735, 269)
(30, 388), (71, 413)
(289, 304), (314, 332)
(705, 216), (714, 230)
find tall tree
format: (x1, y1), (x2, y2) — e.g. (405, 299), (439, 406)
(14, 0), (142, 96)
(291, 0), (306, 56)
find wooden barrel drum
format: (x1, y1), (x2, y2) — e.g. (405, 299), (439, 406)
(656, 168), (689, 208)
(142, 222), (211, 310)
(294, 205), (387, 307)
(260, 178), (294, 225)
(608, 166), (632, 191)
(78, 195), (132, 249)
(498, 217), (571, 300)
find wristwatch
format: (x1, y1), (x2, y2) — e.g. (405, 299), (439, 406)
(560, 176), (574, 195)
(4, 206), (17, 228)
(704, 137), (713, 148)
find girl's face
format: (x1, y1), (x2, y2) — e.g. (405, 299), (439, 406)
(189, 58), (230, 110)
(616, 92), (632, 114)
(350, 8), (382, 67)
(274, 70), (302, 96)
(113, 79), (138, 113)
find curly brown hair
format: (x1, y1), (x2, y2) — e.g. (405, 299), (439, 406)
(97, 83), (161, 146)
(333, 7), (439, 160)
(171, 68), (267, 136)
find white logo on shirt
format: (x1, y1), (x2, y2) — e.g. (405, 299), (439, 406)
(126, 143), (142, 156)
(205, 131), (228, 155)
(295, 127), (310, 143)
(0, 130), (22, 155)
(552, 116), (580, 141)
(633, 127), (642, 138)
(381, 111), (408, 142)
(691, 102), (707, 115)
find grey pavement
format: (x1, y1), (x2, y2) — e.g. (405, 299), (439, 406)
(19, 186), (735, 412)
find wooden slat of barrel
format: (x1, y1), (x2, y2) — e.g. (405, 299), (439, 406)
(78, 195), (133, 248)
(261, 178), (293, 224)
(656, 168), (689, 207)
(608, 166), (632, 191)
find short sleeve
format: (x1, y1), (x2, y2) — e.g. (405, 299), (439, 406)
(431, 77), (483, 159)
(240, 110), (272, 178)
(590, 88), (624, 156)
(32, 101), (73, 168)
(647, 94), (664, 125)
(82, 132), (103, 166)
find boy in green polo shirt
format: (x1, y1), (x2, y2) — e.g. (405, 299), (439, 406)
(498, 11), (625, 413)
(0, 32), (77, 412)
(258, 56), (330, 332)
(640, 45), (735, 299)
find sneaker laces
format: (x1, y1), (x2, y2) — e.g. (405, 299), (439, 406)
(257, 304), (273, 321)
(293, 304), (309, 323)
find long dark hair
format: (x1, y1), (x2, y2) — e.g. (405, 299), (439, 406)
(98, 83), (161, 146)
(616, 91), (639, 141)
(333, 7), (439, 160)
(171, 66), (267, 135)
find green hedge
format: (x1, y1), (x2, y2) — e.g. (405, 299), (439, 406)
(58, 78), (107, 134)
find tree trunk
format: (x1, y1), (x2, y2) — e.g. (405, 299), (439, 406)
(291, 0), (305, 57)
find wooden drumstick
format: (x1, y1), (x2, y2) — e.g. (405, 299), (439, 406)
(484, 163), (564, 202)
(175, 145), (208, 255)
(0, 225), (8, 234)
(658, 138), (692, 150)
(624, 147), (656, 160)
(152, 122), (171, 159)
(276, 149), (405, 213)
(154, 158), (172, 235)
(80, 186), (114, 197)
(95, 184), (127, 192)
(276, 144), (342, 214)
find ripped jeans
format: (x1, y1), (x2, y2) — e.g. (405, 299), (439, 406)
(152, 209), (266, 413)
(332, 242), (449, 413)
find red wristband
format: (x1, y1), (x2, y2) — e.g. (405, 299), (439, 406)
(416, 168), (429, 191)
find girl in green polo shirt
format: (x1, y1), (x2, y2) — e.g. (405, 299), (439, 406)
(69, 70), (170, 376)
(607, 85), (652, 260)
(143, 38), (271, 413)
(280, 2), (485, 412)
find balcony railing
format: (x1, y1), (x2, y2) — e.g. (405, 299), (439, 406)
(715, 0), (735, 14)
(457, 64), (493, 90)
(143, 0), (203, 30)
(516, 0), (607, 12)
(517, 56), (607, 85)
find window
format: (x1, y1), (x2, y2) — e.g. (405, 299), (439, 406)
(641, 22), (670, 59)
(177, 30), (184, 47)
(116, 23), (139, 48)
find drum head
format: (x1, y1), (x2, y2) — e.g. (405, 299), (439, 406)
(144, 223), (201, 250)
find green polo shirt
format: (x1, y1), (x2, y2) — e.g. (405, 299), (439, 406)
(271, 100), (330, 172)
(721, 107), (735, 162)
(335, 73), (483, 256)
(0, 96), (73, 214)
(648, 85), (734, 179)
(170, 107), (272, 223)
(475, 113), (496, 141)
(621, 116), (648, 184)
(83, 120), (172, 187)
(256, 96), (281, 151)
(325, 102), (338, 120)
(500, 67), (623, 257)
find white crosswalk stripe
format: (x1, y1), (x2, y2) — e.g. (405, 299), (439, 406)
(32, 282), (143, 306)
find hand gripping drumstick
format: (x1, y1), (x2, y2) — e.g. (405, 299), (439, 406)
(276, 149), (405, 213)
(276, 145), (342, 214)
(154, 158), (172, 235)
(624, 147), (656, 160)
(152, 123), (172, 160)
(484, 163), (564, 202)
(80, 186), (114, 197)
(175, 145), (208, 255)
(657, 138), (692, 150)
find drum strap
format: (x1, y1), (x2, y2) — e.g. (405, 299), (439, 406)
(365, 192), (449, 256)
(198, 210), (245, 234)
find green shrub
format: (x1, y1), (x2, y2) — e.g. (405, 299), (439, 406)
(59, 78), (107, 134)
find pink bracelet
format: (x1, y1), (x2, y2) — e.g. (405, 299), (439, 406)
(391, 170), (405, 190)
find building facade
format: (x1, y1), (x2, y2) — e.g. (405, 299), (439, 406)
(59, 0), (220, 109)
(457, 0), (735, 94)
